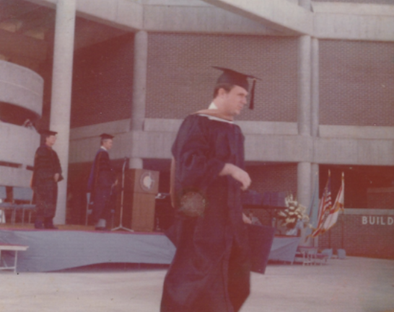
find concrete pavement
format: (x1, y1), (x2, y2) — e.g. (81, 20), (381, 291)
(1, 257), (393, 312)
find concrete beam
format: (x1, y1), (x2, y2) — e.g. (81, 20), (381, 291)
(314, 138), (394, 166)
(25, 0), (143, 31)
(244, 134), (312, 163)
(319, 125), (394, 140)
(312, 2), (394, 16)
(201, 0), (313, 35)
(143, 4), (281, 35)
(71, 130), (393, 166)
(69, 120), (394, 166)
(314, 13), (394, 42)
(143, 118), (298, 136)
(24, 0), (394, 42)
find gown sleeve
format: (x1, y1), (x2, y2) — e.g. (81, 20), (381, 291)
(52, 150), (63, 181)
(171, 115), (225, 204)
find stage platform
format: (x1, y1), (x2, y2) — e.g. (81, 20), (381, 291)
(0, 225), (300, 272)
(0, 225), (176, 273)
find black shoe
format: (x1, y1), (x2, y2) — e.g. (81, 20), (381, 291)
(45, 224), (58, 230)
(34, 221), (45, 229)
(95, 226), (108, 231)
(44, 220), (58, 230)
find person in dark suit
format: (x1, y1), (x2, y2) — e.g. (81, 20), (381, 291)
(31, 129), (63, 229)
(87, 133), (117, 230)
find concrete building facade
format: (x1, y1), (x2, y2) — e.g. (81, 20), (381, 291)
(0, 0), (393, 258)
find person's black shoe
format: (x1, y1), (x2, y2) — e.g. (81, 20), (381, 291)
(45, 224), (58, 230)
(34, 221), (45, 229)
(95, 226), (108, 231)
(44, 220), (58, 230)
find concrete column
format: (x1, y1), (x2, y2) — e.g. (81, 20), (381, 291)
(310, 163), (320, 217)
(310, 38), (320, 246)
(311, 38), (319, 137)
(129, 31), (148, 169)
(297, 32), (312, 209)
(297, 162), (312, 209)
(298, 0), (312, 136)
(298, 161), (312, 246)
(297, 35), (311, 136)
(298, 0), (313, 245)
(131, 30), (148, 131)
(50, 0), (76, 225)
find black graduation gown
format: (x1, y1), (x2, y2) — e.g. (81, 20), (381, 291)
(31, 144), (62, 219)
(87, 148), (115, 194)
(87, 148), (116, 222)
(161, 114), (250, 312)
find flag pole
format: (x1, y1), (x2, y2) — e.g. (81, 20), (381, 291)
(328, 170), (332, 249)
(341, 172), (345, 249)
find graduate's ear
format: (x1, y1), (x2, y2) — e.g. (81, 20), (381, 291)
(217, 87), (229, 98)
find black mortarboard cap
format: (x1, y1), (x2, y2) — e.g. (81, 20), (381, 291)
(213, 66), (260, 109)
(39, 129), (57, 136)
(100, 133), (114, 139)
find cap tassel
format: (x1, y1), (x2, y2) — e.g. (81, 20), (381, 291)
(249, 79), (256, 110)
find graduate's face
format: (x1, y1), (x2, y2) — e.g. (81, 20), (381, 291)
(102, 139), (113, 150)
(45, 135), (57, 147)
(221, 86), (248, 116)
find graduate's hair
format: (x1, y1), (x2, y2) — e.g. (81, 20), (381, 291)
(213, 83), (235, 98)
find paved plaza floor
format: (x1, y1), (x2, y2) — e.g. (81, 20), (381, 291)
(1, 257), (393, 312)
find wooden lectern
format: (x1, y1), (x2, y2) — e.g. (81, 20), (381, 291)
(116, 169), (159, 232)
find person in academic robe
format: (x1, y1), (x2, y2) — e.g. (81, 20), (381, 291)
(87, 133), (117, 230)
(31, 129), (63, 229)
(160, 67), (261, 312)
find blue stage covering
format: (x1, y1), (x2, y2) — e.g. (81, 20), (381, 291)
(268, 236), (301, 263)
(0, 229), (176, 272)
(0, 229), (300, 272)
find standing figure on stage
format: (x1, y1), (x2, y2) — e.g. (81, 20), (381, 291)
(87, 133), (117, 231)
(31, 129), (63, 229)
(161, 67), (259, 312)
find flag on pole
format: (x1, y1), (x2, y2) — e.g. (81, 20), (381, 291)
(310, 171), (332, 238)
(322, 172), (345, 231)
(305, 174), (320, 238)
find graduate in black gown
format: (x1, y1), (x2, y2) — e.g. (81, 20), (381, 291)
(161, 67), (260, 312)
(87, 133), (117, 230)
(31, 129), (63, 229)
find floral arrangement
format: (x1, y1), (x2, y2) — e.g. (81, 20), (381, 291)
(277, 194), (310, 229)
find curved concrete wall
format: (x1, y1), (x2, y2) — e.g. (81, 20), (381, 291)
(0, 123), (39, 187)
(0, 60), (44, 118)
(0, 166), (33, 188)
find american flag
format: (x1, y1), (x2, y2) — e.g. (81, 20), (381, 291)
(310, 172), (332, 237)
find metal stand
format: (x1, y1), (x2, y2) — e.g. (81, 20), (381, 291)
(112, 158), (133, 232)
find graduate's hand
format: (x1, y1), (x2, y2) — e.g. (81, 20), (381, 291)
(220, 163), (251, 190)
(242, 213), (252, 224)
(54, 173), (60, 182)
